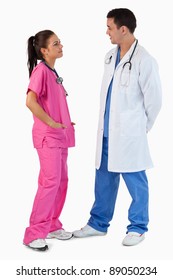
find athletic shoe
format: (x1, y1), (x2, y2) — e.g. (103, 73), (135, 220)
(26, 238), (48, 251)
(73, 224), (107, 238)
(122, 232), (145, 246)
(46, 229), (73, 240)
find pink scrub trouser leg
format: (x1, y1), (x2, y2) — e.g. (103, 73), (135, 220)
(23, 142), (68, 245)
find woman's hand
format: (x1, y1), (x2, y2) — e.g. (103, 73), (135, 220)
(26, 91), (67, 128)
(49, 121), (67, 129)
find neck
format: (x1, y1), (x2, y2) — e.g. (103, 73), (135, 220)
(119, 37), (136, 59)
(44, 59), (55, 69)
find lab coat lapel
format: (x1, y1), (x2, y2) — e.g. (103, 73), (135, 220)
(116, 40), (139, 70)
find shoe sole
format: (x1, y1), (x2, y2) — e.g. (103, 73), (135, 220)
(24, 244), (49, 251)
(122, 236), (145, 246)
(46, 234), (74, 240)
(23, 243), (49, 251)
(73, 233), (107, 238)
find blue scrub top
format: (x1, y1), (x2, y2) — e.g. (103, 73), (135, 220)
(103, 48), (120, 137)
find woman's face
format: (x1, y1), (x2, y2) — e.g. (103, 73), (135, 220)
(41, 34), (63, 60)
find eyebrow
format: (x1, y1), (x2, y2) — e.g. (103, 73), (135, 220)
(52, 39), (61, 44)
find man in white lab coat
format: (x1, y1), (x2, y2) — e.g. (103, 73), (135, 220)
(73, 8), (162, 245)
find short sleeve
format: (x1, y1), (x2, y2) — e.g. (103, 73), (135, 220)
(27, 64), (46, 98)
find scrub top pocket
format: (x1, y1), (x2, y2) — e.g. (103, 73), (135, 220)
(43, 136), (65, 148)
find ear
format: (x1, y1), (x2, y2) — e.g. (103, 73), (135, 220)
(121, 26), (128, 35)
(40, 47), (48, 57)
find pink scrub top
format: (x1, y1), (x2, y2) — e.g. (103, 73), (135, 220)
(27, 62), (75, 149)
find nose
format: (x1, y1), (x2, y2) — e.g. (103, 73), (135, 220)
(106, 29), (109, 35)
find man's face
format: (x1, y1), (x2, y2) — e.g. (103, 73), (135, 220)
(106, 18), (122, 44)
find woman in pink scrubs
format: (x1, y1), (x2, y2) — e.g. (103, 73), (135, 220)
(23, 30), (75, 251)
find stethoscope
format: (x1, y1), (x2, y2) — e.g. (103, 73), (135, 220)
(43, 61), (63, 83)
(43, 61), (68, 95)
(105, 39), (138, 68)
(122, 39), (138, 70)
(105, 39), (138, 87)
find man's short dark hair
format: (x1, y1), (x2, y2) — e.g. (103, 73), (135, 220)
(107, 8), (137, 34)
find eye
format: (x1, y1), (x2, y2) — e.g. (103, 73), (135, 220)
(53, 40), (61, 46)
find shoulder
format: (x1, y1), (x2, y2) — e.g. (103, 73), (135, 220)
(136, 45), (159, 70)
(30, 62), (48, 79)
(28, 62), (47, 94)
(104, 47), (117, 59)
(31, 62), (47, 75)
(137, 45), (157, 63)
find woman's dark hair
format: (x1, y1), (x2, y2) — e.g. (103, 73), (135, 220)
(27, 30), (54, 77)
(107, 8), (137, 34)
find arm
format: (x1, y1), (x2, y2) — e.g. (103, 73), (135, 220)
(26, 91), (67, 128)
(139, 56), (162, 132)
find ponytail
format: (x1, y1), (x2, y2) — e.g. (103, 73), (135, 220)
(27, 36), (37, 77)
(27, 30), (54, 77)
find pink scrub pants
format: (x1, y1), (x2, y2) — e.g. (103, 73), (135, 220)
(23, 139), (68, 245)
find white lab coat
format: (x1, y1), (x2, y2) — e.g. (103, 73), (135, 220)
(95, 41), (162, 172)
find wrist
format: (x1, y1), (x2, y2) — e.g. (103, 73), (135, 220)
(48, 120), (55, 128)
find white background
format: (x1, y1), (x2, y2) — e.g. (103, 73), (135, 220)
(0, 0), (173, 275)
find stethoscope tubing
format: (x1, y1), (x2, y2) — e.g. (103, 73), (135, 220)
(42, 61), (68, 96)
(43, 61), (63, 84)
(105, 39), (138, 70)
(122, 39), (138, 70)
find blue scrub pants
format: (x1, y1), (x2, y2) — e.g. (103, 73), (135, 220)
(88, 137), (149, 234)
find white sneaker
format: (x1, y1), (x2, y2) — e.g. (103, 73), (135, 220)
(46, 229), (73, 240)
(122, 232), (145, 246)
(26, 239), (48, 251)
(73, 224), (107, 238)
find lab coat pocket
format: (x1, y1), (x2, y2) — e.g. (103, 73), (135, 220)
(120, 69), (130, 87)
(120, 111), (141, 137)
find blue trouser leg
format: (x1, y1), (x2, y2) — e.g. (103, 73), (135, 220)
(122, 172), (149, 234)
(88, 137), (149, 234)
(88, 137), (120, 232)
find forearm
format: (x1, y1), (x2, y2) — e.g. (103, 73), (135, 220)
(26, 91), (66, 128)
(27, 101), (55, 127)
(140, 58), (162, 132)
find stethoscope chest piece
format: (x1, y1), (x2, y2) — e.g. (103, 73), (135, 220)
(56, 77), (63, 84)
(105, 55), (112, 64)
(43, 61), (68, 96)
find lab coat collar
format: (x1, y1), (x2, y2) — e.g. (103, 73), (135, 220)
(116, 40), (139, 68)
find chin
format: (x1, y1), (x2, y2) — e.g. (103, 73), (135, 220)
(58, 53), (63, 58)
